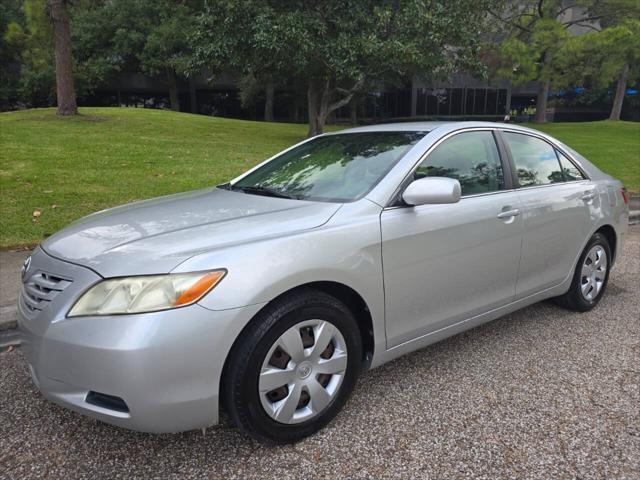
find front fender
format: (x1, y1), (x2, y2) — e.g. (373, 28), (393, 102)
(172, 201), (386, 357)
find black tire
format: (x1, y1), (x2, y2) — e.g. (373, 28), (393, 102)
(223, 288), (362, 444)
(554, 232), (611, 312)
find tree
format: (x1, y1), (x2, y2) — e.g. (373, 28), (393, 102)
(3, 0), (119, 111)
(74, 0), (200, 112)
(585, 0), (640, 120)
(3, 0), (56, 109)
(1, 0), (24, 109)
(192, 2), (296, 122)
(492, 0), (636, 123)
(194, 0), (498, 136)
(557, 20), (640, 120)
(69, 1), (123, 101)
(137, 3), (197, 111)
(236, 73), (282, 122)
(49, 0), (77, 115)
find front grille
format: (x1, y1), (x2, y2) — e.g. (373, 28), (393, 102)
(21, 271), (72, 316)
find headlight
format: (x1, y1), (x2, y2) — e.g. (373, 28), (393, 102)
(68, 270), (226, 317)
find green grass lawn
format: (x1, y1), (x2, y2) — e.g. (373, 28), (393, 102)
(0, 108), (326, 248)
(526, 121), (639, 195)
(1, 107), (638, 248)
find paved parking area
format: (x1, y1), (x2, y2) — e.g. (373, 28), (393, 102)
(1, 226), (638, 479)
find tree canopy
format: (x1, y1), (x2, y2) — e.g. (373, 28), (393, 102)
(193, 0), (499, 135)
(2, 0), (54, 108)
(494, 0), (640, 122)
(554, 1), (640, 120)
(2, 0), (638, 124)
(72, 0), (200, 111)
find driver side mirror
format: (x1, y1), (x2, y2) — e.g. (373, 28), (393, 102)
(402, 177), (461, 206)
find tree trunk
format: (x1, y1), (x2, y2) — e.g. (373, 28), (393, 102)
(50, 0), (77, 116)
(534, 79), (550, 123)
(189, 77), (197, 114)
(167, 69), (180, 111)
(307, 80), (325, 137)
(264, 77), (275, 122)
(609, 63), (629, 121)
(349, 96), (358, 125)
(291, 95), (301, 122)
(410, 77), (418, 118)
(307, 78), (361, 137)
(505, 81), (512, 120)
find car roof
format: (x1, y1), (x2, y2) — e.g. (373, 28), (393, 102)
(333, 121), (449, 133)
(331, 121), (542, 136)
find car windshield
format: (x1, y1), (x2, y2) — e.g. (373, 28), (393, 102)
(229, 131), (427, 202)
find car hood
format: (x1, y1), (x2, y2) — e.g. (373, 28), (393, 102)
(42, 187), (341, 277)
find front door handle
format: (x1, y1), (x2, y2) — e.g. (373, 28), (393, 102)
(497, 209), (520, 219)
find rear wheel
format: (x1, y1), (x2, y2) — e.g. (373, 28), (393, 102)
(555, 233), (611, 312)
(223, 289), (362, 443)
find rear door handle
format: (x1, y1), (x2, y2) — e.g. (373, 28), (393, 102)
(581, 191), (596, 202)
(497, 209), (520, 219)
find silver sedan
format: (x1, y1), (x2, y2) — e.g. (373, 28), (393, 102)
(18, 122), (630, 443)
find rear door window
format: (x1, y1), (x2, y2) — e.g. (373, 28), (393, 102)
(503, 132), (564, 187)
(556, 150), (586, 181)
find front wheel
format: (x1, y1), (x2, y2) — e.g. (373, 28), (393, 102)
(555, 232), (612, 312)
(223, 289), (362, 444)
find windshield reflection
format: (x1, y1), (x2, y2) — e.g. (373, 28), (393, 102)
(233, 132), (427, 203)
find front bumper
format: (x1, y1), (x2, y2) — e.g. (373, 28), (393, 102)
(18, 247), (264, 433)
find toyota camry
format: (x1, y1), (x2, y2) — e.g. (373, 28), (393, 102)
(18, 121), (630, 443)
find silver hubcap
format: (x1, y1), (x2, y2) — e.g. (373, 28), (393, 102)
(259, 319), (347, 424)
(580, 245), (607, 301)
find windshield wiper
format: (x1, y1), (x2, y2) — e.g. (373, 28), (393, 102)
(228, 184), (293, 199)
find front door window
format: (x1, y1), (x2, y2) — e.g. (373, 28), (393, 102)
(415, 131), (505, 196)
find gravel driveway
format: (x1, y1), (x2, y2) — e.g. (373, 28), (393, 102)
(1, 226), (638, 480)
